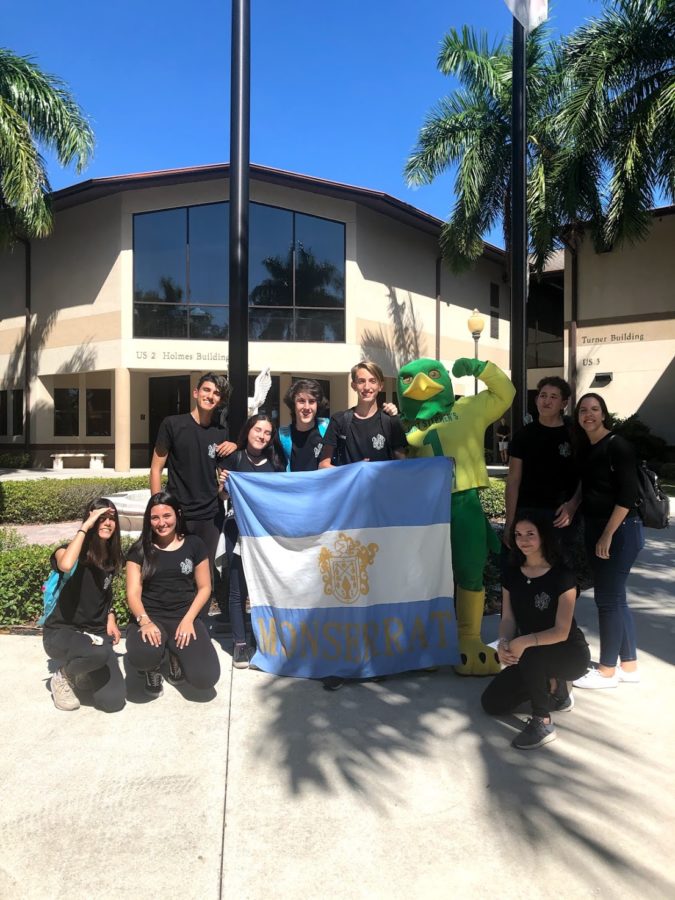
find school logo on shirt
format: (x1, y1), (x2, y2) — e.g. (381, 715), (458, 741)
(314, 442), (323, 458)
(534, 592), (551, 611)
(559, 442), (571, 458)
(180, 558), (194, 575)
(103, 574), (112, 591)
(208, 443), (218, 459)
(372, 434), (386, 451)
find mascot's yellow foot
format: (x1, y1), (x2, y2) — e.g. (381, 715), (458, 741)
(454, 637), (500, 676)
(453, 586), (500, 676)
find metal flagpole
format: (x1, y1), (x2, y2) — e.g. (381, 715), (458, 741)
(228, 0), (251, 437)
(510, 14), (528, 426)
(504, 1), (548, 425)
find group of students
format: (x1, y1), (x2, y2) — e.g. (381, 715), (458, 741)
(42, 367), (646, 754)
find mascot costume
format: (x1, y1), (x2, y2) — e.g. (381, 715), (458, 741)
(397, 358), (515, 676)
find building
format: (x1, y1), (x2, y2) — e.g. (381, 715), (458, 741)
(0, 164), (510, 468)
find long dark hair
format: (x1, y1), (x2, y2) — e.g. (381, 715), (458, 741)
(130, 491), (187, 580)
(509, 509), (561, 569)
(237, 413), (286, 471)
(80, 497), (123, 574)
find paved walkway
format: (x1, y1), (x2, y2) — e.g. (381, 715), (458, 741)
(0, 467), (150, 482)
(0, 528), (674, 899)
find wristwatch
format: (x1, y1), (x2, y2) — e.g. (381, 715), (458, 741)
(136, 613), (150, 625)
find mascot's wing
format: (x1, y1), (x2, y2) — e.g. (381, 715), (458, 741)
(248, 367), (272, 416)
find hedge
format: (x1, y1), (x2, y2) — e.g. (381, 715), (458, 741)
(0, 451), (32, 468)
(0, 475), (153, 524)
(479, 478), (506, 520)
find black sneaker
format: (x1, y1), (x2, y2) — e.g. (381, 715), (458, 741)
(512, 716), (557, 750)
(166, 653), (185, 685)
(144, 668), (164, 698)
(233, 643), (250, 669)
(550, 681), (574, 713)
(322, 676), (345, 691)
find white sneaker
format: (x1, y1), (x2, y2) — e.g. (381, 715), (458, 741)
(573, 668), (619, 690)
(50, 668), (80, 710)
(617, 666), (640, 683)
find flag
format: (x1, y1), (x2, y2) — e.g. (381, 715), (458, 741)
(504, 0), (548, 31)
(226, 458), (458, 679)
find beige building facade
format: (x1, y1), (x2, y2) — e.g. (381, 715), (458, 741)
(563, 208), (675, 443)
(0, 164), (510, 469)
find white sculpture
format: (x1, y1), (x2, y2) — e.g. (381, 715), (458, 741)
(247, 367), (272, 416)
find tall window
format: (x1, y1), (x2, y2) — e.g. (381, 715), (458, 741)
(490, 283), (500, 339)
(133, 201), (345, 342)
(526, 276), (563, 367)
(86, 389), (112, 436)
(54, 388), (79, 437)
(0, 391), (7, 436)
(11, 390), (23, 436)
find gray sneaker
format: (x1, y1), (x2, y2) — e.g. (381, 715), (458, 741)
(550, 681), (574, 712)
(512, 716), (557, 750)
(51, 669), (80, 711)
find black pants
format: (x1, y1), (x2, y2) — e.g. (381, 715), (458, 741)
(125, 617), (220, 691)
(43, 626), (126, 713)
(481, 641), (590, 718)
(224, 518), (249, 644)
(186, 512), (224, 621)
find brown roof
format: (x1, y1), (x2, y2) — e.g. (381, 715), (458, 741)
(52, 162), (505, 263)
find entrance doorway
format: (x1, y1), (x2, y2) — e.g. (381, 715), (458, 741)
(148, 375), (191, 457)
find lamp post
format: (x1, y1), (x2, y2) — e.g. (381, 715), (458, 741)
(467, 308), (485, 395)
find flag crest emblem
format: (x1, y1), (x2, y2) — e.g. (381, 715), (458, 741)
(319, 532), (379, 604)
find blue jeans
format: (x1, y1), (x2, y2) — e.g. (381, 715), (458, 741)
(584, 515), (644, 666)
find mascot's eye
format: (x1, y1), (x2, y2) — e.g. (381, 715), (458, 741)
(401, 375), (413, 384)
(428, 369), (441, 379)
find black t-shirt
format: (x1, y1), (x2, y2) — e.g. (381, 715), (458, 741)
(503, 564), (585, 644)
(579, 433), (639, 520)
(290, 425), (325, 471)
(220, 450), (278, 475)
(509, 421), (578, 509)
(320, 409), (408, 465)
(44, 549), (114, 635)
(126, 533), (208, 619)
(154, 413), (227, 520)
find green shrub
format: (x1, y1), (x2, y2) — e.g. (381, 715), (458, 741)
(613, 414), (668, 466)
(0, 451), (31, 468)
(0, 544), (53, 625)
(0, 475), (153, 524)
(0, 526), (26, 550)
(659, 462), (675, 482)
(479, 478), (506, 520)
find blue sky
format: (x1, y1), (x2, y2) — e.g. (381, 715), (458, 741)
(6, 0), (601, 246)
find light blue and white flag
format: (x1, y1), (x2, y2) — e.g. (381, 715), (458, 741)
(226, 458), (458, 679)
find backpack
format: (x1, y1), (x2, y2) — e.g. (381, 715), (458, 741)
(608, 435), (670, 530)
(333, 409), (394, 466)
(38, 561), (78, 626)
(279, 418), (329, 471)
(635, 460), (670, 530)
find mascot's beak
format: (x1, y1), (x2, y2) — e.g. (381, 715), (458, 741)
(402, 372), (444, 401)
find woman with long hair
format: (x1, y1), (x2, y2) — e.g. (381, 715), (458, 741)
(481, 510), (590, 749)
(43, 497), (125, 712)
(572, 393), (644, 689)
(125, 491), (220, 698)
(217, 414), (285, 668)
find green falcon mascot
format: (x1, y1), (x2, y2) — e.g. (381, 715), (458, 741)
(398, 358), (515, 675)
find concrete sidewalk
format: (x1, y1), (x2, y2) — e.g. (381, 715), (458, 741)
(1, 530), (674, 900)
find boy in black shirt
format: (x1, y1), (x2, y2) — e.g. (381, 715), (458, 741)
(150, 372), (230, 616)
(279, 379), (330, 471)
(318, 361), (407, 468)
(505, 377), (580, 548)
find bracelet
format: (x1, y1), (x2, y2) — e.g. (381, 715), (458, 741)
(136, 613), (150, 625)
(77, 529), (87, 535)
(140, 621), (154, 628)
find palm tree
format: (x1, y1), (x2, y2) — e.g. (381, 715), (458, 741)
(562, 0), (675, 248)
(0, 48), (93, 244)
(404, 25), (603, 272)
